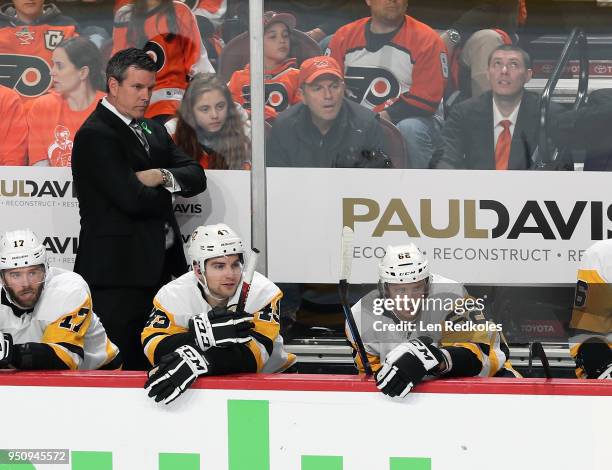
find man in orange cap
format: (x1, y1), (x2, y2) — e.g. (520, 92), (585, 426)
(266, 55), (388, 168)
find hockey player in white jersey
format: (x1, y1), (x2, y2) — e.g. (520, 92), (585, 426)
(0, 229), (121, 370)
(143, 223), (296, 404)
(569, 239), (612, 379)
(349, 244), (518, 398)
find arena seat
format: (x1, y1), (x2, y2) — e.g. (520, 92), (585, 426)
(378, 118), (410, 169)
(218, 29), (322, 82)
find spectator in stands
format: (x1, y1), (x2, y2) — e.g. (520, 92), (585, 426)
(0, 84), (26, 165)
(112, 0), (213, 122)
(167, 73), (251, 170)
(27, 37), (105, 167)
(228, 11), (300, 121)
(326, 0), (447, 169)
(435, 45), (543, 170)
(266, 56), (389, 168)
(265, 0), (369, 44)
(0, 0), (78, 102)
(441, 0), (527, 99)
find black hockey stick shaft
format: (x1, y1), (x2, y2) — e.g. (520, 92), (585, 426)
(531, 341), (552, 379)
(339, 227), (373, 377)
(236, 248), (260, 315)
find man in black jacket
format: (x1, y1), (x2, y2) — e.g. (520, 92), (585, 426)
(72, 49), (207, 370)
(435, 45), (542, 170)
(266, 55), (388, 168)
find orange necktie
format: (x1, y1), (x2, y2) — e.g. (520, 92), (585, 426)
(495, 120), (512, 170)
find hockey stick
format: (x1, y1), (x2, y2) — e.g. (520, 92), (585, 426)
(530, 341), (552, 379)
(339, 227), (373, 377)
(235, 248), (260, 316)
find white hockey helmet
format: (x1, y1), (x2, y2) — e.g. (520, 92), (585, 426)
(187, 223), (244, 271)
(379, 244), (429, 284)
(0, 229), (47, 271)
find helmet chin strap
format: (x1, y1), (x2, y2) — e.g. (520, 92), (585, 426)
(196, 262), (243, 305)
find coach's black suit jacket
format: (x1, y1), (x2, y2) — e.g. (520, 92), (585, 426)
(72, 102), (207, 288)
(436, 90), (543, 170)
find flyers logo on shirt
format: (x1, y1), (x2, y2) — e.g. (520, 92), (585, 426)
(241, 83), (290, 112)
(344, 65), (400, 108)
(0, 54), (52, 98)
(48, 125), (73, 167)
(144, 40), (166, 71)
(15, 28), (35, 45)
(44, 30), (65, 51)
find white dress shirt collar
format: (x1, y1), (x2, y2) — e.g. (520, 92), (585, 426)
(492, 97), (521, 129)
(101, 96), (133, 127)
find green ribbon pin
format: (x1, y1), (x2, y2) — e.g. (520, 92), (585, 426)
(139, 122), (152, 135)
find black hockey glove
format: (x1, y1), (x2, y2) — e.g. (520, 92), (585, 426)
(597, 363), (612, 379)
(188, 306), (254, 351)
(145, 345), (210, 404)
(376, 337), (447, 398)
(577, 341), (612, 379)
(0, 333), (13, 367)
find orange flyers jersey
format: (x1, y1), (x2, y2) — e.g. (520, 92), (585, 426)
(0, 84), (27, 165)
(114, 0), (226, 27)
(228, 59), (300, 116)
(113, 1), (208, 118)
(0, 22), (78, 101)
(0, 267), (120, 370)
(327, 15), (447, 115)
(26, 90), (104, 166)
(142, 270), (295, 373)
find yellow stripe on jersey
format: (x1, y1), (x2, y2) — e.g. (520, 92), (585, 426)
(246, 291), (282, 371)
(141, 299), (189, 365)
(48, 343), (78, 370)
(350, 340), (382, 374)
(570, 269), (612, 333)
(41, 295), (93, 369)
(101, 338), (121, 369)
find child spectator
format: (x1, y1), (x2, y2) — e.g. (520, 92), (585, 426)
(167, 73), (251, 170)
(228, 11), (300, 121)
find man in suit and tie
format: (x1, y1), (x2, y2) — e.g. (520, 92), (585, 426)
(71, 48), (207, 370)
(435, 45), (541, 170)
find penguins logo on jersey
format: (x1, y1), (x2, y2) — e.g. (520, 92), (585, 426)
(143, 40), (166, 72)
(44, 31), (65, 51)
(0, 54), (52, 98)
(344, 66), (400, 108)
(241, 83), (290, 112)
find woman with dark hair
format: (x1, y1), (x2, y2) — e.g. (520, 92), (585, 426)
(166, 73), (251, 170)
(112, 0), (213, 121)
(27, 37), (105, 167)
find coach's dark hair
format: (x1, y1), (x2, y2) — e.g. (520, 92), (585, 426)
(488, 44), (531, 69)
(57, 37), (105, 91)
(105, 48), (157, 92)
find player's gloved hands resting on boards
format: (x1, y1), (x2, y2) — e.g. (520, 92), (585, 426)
(188, 306), (253, 351)
(0, 333), (13, 367)
(597, 362), (612, 379)
(145, 345), (210, 404)
(375, 337), (448, 398)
